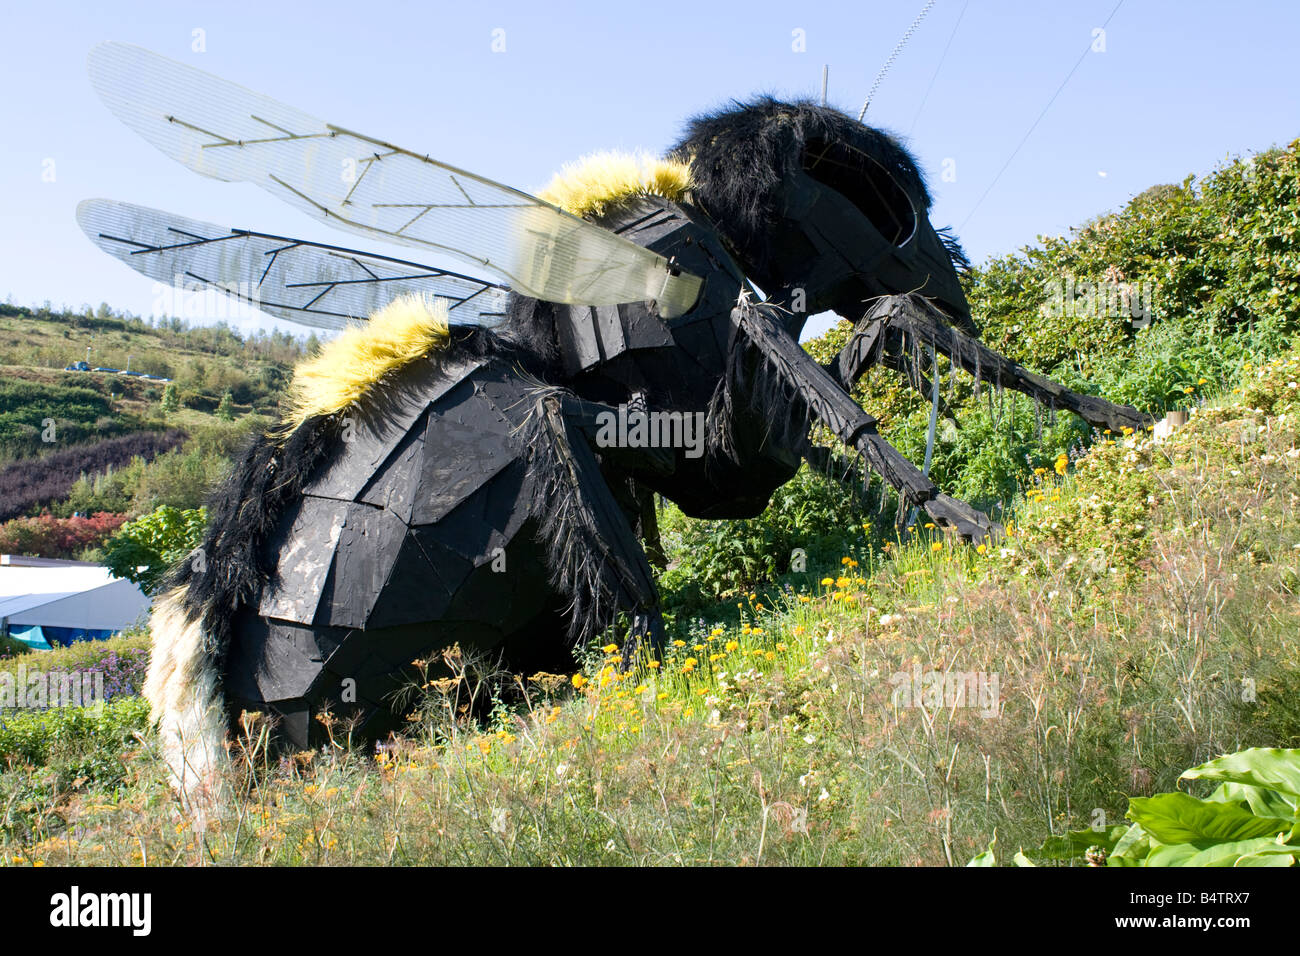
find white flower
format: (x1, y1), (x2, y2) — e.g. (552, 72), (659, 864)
(555, 762), (568, 778)
(803, 734), (816, 744)
(818, 788), (830, 802)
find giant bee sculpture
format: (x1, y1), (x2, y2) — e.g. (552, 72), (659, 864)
(79, 43), (1150, 802)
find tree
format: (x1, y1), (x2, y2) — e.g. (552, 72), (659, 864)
(102, 505), (207, 594)
(216, 389), (236, 421)
(160, 382), (179, 414)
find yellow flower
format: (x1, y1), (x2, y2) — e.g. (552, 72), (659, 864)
(657, 692), (669, 700)
(648, 660), (660, 669)
(571, 674), (587, 689)
(820, 577), (834, 587)
(777, 641), (789, 650)
(931, 542), (943, 552)
(725, 640), (739, 652)
(602, 643), (619, 654)
(976, 543), (987, 554)
(673, 639), (686, 647)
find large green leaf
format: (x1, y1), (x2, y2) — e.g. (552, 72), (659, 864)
(1144, 842), (1202, 867)
(1208, 781), (1298, 820)
(1127, 791), (1292, 844)
(1181, 748), (1300, 802)
(1177, 836), (1298, 867)
(968, 832), (997, 867)
(1235, 846), (1300, 867)
(1107, 822), (1151, 866)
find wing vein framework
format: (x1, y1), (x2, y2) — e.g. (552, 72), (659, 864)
(77, 199), (511, 331)
(87, 42), (702, 318)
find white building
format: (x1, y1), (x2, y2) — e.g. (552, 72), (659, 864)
(0, 555), (151, 650)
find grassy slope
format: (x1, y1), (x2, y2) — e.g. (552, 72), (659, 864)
(3, 346), (1298, 865)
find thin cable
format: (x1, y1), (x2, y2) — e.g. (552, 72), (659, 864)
(859, 0), (938, 121)
(958, 0), (1125, 231)
(908, 0), (969, 137)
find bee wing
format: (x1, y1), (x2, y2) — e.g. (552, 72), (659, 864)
(78, 199), (511, 332)
(87, 42), (703, 318)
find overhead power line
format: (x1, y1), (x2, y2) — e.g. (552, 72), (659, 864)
(958, 0), (1126, 231)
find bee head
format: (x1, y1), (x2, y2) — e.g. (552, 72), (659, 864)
(670, 97), (974, 334)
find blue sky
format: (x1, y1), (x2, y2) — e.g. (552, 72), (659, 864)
(2, 0), (1298, 341)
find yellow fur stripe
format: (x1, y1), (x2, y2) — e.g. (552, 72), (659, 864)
(537, 151), (692, 219)
(277, 293), (450, 436)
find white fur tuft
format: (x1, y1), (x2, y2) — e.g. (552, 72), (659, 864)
(143, 589), (228, 815)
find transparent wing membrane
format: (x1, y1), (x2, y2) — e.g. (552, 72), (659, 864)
(87, 42), (702, 318)
(77, 199), (511, 331)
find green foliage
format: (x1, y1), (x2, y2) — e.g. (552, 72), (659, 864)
(998, 749), (1300, 867)
(657, 464), (874, 609)
(0, 697), (152, 805)
(215, 389), (236, 421)
(159, 382), (179, 414)
(55, 415), (267, 516)
(102, 505), (208, 593)
(0, 377), (116, 459)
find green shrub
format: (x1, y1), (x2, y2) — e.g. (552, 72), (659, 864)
(102, 505), (208, 593)
(658, 464), (875, 609)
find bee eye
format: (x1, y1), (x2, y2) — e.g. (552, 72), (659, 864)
(801, 137), (917, 246)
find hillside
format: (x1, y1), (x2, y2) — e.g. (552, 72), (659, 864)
(0, 302), (305, 530)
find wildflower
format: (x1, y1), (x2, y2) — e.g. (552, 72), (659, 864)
(571, 674), (587, 689)
(777, 641), (789, 651)
(725, 640), (739, 652)
(673, 639), (686, 647)
(820, 577), (834, 587)
(931, 542), (943, 552)
(647, 660), (660, 670)
(602, 643), (619, 654)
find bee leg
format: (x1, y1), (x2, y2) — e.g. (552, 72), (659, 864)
(729, 298), (1000, 544)
(866, 295), (1154, 434)
(527, 391), (665, 660)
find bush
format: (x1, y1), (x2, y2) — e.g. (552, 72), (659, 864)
(0, 511), (129, 559)
(102, 505), (208, 593)
(658, 464), (875, 609)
